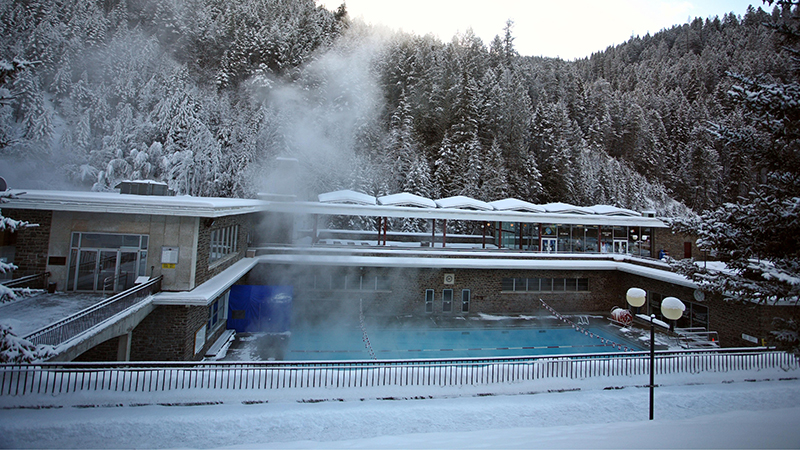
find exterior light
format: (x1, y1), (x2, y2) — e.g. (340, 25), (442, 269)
(626, 287), (646, 308)
(660, 297), (685, 321)
(626, 287), (656, 420)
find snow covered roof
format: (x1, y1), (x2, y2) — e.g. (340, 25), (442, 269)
(1, 190), (265, 218)
(489, 198), (547, 213)
(435, 196), (494, 211)
(541, 202), (595, 215)
(587, 205), (642, 217)
(377, 193), (437, 208)
(318, 190), (377, 205)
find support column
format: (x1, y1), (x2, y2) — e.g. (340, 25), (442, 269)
(442, 219), (447, 248)
(312, 214), (318, 244)
(382, 217), (388, 245)
(482, 222), (486, 249)
(116, 331), (132, 362)
(377, 217), (382, 244)
(431, 219), (436, 247)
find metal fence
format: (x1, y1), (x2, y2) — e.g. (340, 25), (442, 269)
(1, 348), (796, 396)
(24, 276), (163, 347)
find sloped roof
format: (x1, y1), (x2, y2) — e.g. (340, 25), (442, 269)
(377, 192), (437, 208)
(541, 202), (595, 215)
(435, 196), (494, 210)
(489, 198), (547, 213)
(588, 205), (641, 217)
(318, 190), (377, 205)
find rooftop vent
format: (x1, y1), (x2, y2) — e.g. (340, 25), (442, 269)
(115, 180), (173, 196)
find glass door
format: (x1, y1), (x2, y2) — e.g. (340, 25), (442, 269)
(541, 237), (557, 253)
(118, 251), (139, 291)
(613, 240), (628, 254)
(75, 250), (98, 291)
(98, 250), (118, 292)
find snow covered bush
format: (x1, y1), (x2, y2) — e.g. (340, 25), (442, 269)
(0, 324), (54, 364)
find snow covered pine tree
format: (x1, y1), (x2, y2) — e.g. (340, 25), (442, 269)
(670, 0), (800, 352)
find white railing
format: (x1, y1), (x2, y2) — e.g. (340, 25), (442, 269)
(1, 348), (796, 396)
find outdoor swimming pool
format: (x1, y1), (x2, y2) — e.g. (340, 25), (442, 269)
(222, 316), (647, 362)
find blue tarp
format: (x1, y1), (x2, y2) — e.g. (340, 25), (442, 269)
(227, 285), (292, 333)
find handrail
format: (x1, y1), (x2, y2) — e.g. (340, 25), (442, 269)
(0, 347), (796, 396)
(0, 272), (50, 289)
(24, 276), (163, 347)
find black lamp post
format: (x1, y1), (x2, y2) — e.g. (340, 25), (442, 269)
(626, 287), (684, 420)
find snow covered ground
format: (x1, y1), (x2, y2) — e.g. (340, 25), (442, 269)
(1, 367), (799, 449)
(0, 291), (106, 337)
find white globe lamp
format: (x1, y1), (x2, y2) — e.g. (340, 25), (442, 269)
(661, 297), (685, 331)
(626, 287), (646, 310)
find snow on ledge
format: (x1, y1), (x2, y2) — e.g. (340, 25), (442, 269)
(318, 190), (377, 205)
(488, 198), (546, 213)
(588, 205), (642, 216)
(542, 202), (595, 214)
(377, 192), (437, 208)
(435, 196), (494, 211)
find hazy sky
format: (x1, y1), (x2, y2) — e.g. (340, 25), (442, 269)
(319, 1), (762, 60)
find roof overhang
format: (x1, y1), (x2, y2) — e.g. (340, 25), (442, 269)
(2, 190), (266, 218)
(261, 201), (668, 227)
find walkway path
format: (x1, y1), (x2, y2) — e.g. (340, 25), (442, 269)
(0, 292), (106, 336)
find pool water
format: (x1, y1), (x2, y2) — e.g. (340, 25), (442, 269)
(281, 322), (645, 361)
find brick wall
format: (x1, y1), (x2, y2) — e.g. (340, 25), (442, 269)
(4, 209), (51, 277)
(249, 264), (631, 322)
(653, 228), (704, 260)
(195, 214), (254, 286)
(74, 336), (120, 362)
(129, 305), (211, 361)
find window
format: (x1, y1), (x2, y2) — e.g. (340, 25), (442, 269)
(461, 289), (470, 312)
(443, 289), (453, 312)
(425, 289), (434, 313)
(207, 291), (229, 338)
(209, 225), (239, 264)
(67, 232), (149, 292)
(501, 277), (589, 293)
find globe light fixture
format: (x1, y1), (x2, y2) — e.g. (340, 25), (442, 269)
(626, 287), (646, 309)
(661, 296), (685, 321)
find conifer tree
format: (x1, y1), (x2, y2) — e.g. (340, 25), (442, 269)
(670, 1), (800, 345)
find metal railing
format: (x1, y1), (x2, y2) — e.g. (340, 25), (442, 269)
(0, 272), (50, 289)
(1, 348), (796, 396)
(24, 276), (163, 347)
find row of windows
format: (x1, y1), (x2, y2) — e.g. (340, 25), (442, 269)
(502, 277), (589, 292)
(210, 225), (239, 264)
(426, 289), (470, 313)
(310, 275), (392, 291)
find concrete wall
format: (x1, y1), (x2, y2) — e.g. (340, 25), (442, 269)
(38, 210), (198, 292)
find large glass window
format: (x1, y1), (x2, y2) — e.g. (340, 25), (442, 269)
(600, 227), (613, 253)
(501, 277), (589, 292)
(557, 225), (572, 253)
(67, 232), (149, 292)
(461, 289), (470, 313)
(585, 226), (599, 253)
(209, 225), (239, 264)
(207, 291), (229, 338)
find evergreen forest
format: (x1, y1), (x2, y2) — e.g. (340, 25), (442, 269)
(0, 0), (794, 223)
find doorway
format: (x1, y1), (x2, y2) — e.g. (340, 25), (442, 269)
(67, 232), (148, 292)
